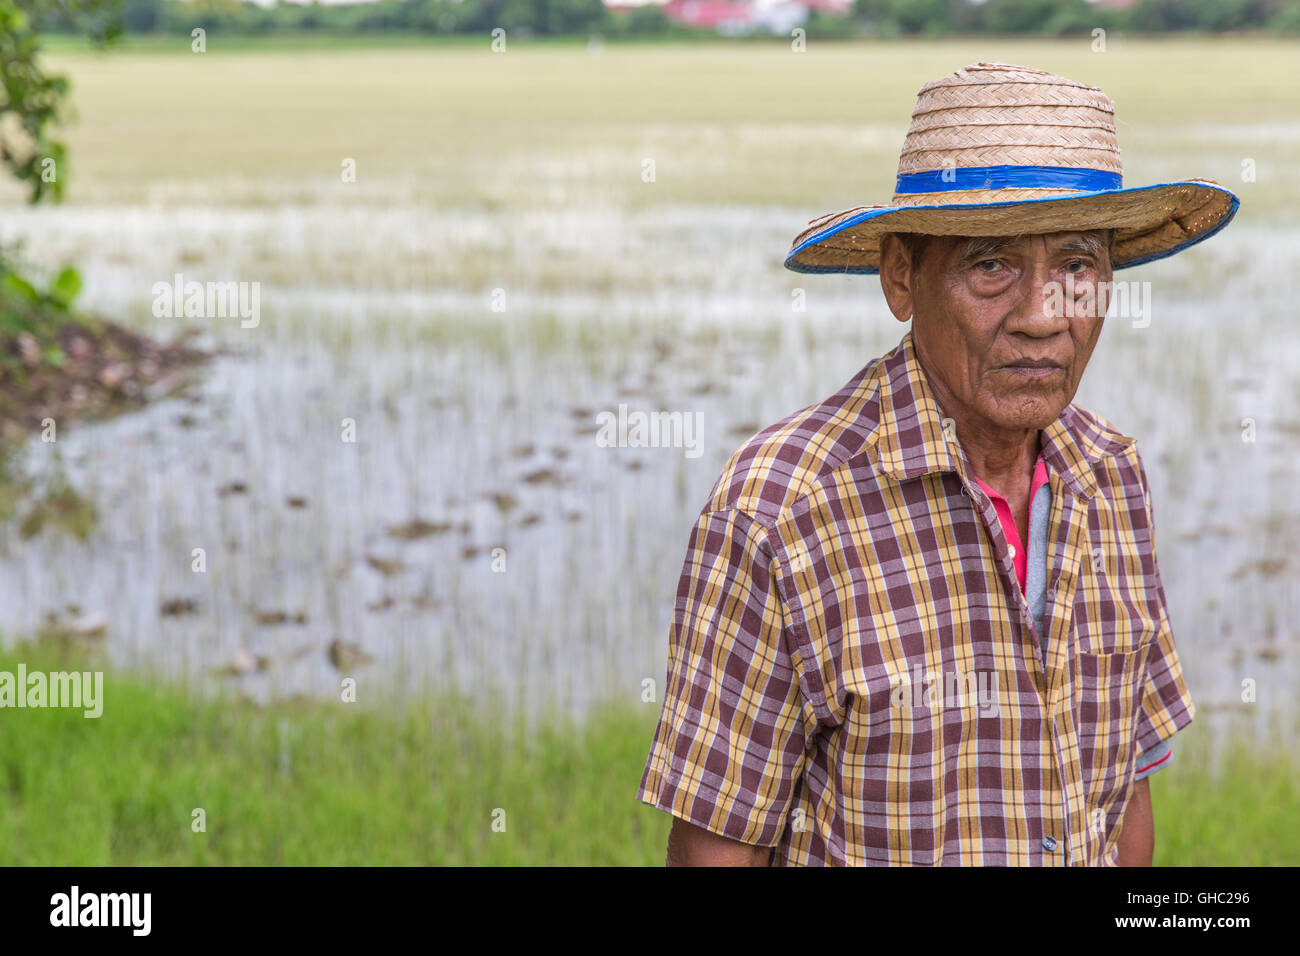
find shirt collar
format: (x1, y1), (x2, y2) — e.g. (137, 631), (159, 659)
(867, 330), (1135, 501)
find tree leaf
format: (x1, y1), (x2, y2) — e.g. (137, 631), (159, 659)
(48, 265), (82, 307)
(2, 272), (40, 303)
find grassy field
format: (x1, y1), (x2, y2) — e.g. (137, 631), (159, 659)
(0, 644), (669, 865)
(22, 37), (1300, 212)
(0, 645), (1295, 865)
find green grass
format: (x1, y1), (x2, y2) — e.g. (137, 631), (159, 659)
(0, 644), (670, 865)
(1150, 724), (1300, 866)
(1, 645), (1294, 865)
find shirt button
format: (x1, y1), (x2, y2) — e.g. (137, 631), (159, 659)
(1008, 545), (1017, 559)
(1042, 836), (1058, 851)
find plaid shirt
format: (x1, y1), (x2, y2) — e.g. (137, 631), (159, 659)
(638, 330), (1195, 866)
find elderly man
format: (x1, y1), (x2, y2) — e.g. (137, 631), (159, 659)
(637, 63), (1238, 866)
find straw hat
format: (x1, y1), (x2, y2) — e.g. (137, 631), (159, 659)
(784, 62), (1239, 274)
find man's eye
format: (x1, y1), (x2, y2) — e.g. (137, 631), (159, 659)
(975, 259), (1002, 273)
(1065, 259), (1091, 273)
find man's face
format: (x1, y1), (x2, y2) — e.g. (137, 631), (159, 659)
(879, 230), (1112, 433)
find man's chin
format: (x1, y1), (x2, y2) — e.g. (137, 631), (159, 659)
(986, 397), (1069, 432)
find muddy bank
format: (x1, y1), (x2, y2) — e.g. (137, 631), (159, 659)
(0, 319), (209, 441)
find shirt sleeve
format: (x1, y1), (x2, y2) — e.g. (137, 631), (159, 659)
(637, 508), (817, 847)
(1132, 735), (1174, 781)
(1133, 452), (1196, 754)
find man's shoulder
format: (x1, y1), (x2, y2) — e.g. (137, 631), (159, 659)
(1059, 402), (1149, 478)
(702, 358), (888, 525)
(1061, 402), (1139, 459)
(1057, 402), (1160, 516)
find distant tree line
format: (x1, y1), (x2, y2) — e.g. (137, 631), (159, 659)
(33, 0), (1300, 38)
(855, 0), (1300, 36)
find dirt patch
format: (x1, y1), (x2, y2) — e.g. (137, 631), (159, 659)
(0, 320), (209, 440)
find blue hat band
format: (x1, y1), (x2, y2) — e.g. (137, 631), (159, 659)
(895, 165), (1123, 194)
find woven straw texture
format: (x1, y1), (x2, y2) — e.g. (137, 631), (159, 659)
(785, 62), (1237, 273)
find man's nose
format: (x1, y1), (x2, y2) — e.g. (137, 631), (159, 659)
(1005, 257), (1070, 337)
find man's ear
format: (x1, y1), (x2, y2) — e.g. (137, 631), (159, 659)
(878, 234), (916, 324)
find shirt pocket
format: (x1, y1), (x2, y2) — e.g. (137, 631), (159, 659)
(1073, 573), (1162, 657)
(1074, 644), (1151, 842)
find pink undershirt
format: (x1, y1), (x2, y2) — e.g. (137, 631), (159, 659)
(972, 455), (1050, 595)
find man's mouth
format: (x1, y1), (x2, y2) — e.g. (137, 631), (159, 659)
(999, 359), (1065, 379)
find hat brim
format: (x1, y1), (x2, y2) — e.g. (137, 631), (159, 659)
(783, 179), (1239, 275)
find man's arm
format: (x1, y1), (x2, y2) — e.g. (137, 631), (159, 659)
(1115, 777), (1154, 866)
(637, 509), (817, 865)
(666, 817), (771, 866)
(1118, 450), (1191, 868)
